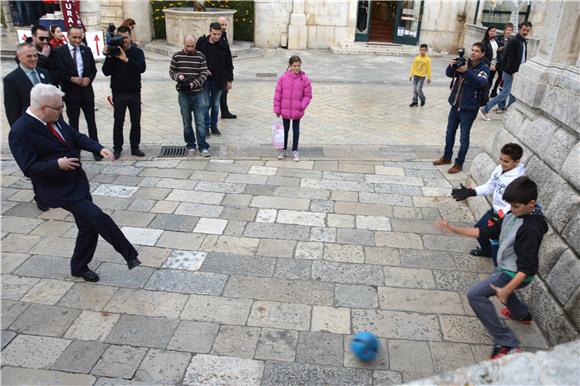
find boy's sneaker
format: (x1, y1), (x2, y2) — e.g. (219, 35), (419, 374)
(409, 101), (418, 107)
(420, 100), (426, 106)
(277, 150), (286, 159)
(500, 308), (533, 325)
(479, 107), (491, 121)
(496, 109), (506, 114)
(490, 345), (521, 360)
(200, 149), (210, 157)
(292, 151), (300, 162)
(187, 148), (197, 155)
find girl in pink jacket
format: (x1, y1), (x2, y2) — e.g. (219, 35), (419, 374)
(273, 55), (313, 161)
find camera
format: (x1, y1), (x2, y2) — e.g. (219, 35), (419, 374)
(453, 48), (466, 69)
(176, 77), (194, 93)
(105, 23), (125, 57)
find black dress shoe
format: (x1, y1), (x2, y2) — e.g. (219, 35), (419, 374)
(221, 112), (237, 119)
(72, 269), (100, 282)
(114, 150), (122, 160)
(36, 202), (49, 211)
(127, 257), (142, 270)
(94, 153), (103, 161)
(469, 247), (492, 257)
(131, 148), (145, 157)
(210, 128), (221, 136)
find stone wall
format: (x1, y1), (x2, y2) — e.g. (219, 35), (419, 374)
(467, 1), (580, 346)
(98, 0), (124, 30)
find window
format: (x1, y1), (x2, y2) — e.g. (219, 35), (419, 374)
(479, 1), (531, 29)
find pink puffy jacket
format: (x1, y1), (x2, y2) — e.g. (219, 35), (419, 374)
(273, 70), (313, 120)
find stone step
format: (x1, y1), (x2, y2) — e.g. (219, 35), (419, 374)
(143, 39), (263, 60)
(330, 42), (443, 57)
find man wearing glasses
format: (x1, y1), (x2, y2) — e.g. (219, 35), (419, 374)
(51, 26), (101, 160)
(9, 84), (142, 283)
(27, 25), (52, 72)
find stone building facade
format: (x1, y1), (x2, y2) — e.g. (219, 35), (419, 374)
(468, 0), (579, 346)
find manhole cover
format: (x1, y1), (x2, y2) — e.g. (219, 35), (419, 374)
(256, 72), (276, 78)
(159, 146), (188, 158)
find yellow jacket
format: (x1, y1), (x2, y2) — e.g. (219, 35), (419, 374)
(409, 55), (432, 80)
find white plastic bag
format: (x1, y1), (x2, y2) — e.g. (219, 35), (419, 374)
(272, 119), (284, 149)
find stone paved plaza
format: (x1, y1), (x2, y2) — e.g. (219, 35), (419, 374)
(0, 50), (551, 385)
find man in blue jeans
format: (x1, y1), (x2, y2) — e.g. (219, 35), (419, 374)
(480, 21), (532, 120)
(170, 34), (210, 156)
(433, 42), (490, 174)
(196, 22), (234, 137)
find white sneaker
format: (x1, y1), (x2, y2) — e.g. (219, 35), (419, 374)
(495, 109), (506, 114)
(187, 148), (197, 155)
(277, 150), (286, 159)
(479, 107), (491, 121)
(292, 151), (299, 162)
(200, 149), (210, 157)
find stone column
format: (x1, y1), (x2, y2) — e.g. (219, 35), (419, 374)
(80, 0), (101, 31)
(1, 1), (14, 30)
(468, 0), (580, 345)
(288, 0), (307, 49)
(122, 0), (154, 44)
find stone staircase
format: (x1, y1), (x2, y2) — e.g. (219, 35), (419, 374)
(330, 41), (443, 57)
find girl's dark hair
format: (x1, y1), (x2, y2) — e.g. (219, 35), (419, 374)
(121, 18), (136, 28)
(287, 55), (302, 70)
(501, 143), (523, 161)
(482, 26), (495, 42)
(502, 176), (538, 204)
(49, 24), (60, 35)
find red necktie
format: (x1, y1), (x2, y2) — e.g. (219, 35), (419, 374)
(47, 122), (66, 143)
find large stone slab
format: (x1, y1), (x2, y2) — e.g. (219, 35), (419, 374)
(261, 362), (372, 386)
(183, 354), (265, 386)
(224, 275), (334, 305)
(1, 367), (95, 385)
(296, 331), (344, 366)
(58, 282), (117, 311)
(247, 301), (312, 331)
(10, 303), (80, 337)
(92, 344), (148, 379)
(1, 274), (40, 300)
(312, 261), (385, 286)
(51, 340), (107, 373)
(255, 328), (299, 362)
(180, 294), (253, 325)
(211, 325), (261, 358)
(200, 253), (276, 277)
(145, 269), (227, 295)
(250, 195), (310, 210)
(133, 349), (192, 384)
(64, 310), (120, 341)
(168, 320), (220, 353)
(1, 334), (71, 368)
(352, 309), (441, 340)
(378, 287), (464, 314)
(104, 314), (179, 348)
(383, 266), (435, 289)
(244, 222), (311, 240)
(104, 288), (189, 318)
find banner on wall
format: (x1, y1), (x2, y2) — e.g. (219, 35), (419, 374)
(59, 0), (84, 31)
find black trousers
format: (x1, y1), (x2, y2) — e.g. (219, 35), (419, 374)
(66, 96), (99, 144)
(491, 70), (503, 97)
(220, 88), (231, 114)
(113, 92), (141, 151)
(62, 196), (138, 275)
(283, 118), (300, 151)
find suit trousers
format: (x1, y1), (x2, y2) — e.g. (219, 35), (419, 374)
(113, 92), (142, 151)
(63, 196), (138, 275)
(66, 94), (99, 144)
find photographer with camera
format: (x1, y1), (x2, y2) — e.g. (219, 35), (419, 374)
(102, 25), (146, 160)
(433, 43), (490, 174)
(169, 34), (210, 156)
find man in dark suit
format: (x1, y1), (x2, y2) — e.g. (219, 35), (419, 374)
(4, 43), (53, 127)
(4, 42), (53, 211)
(8, 84), (142, 283)
(51, 26), (101, 161)
(217, 16), (236, 119)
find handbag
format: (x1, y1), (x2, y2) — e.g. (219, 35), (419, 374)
(272, 119), (284, 149)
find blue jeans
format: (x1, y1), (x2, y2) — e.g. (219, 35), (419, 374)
(467, 271), (530, 347)
(443, 106), (478, 166)
(485, 72), (516, 112)
(178, 92), (209, 150)
(203, 79), (222, 131)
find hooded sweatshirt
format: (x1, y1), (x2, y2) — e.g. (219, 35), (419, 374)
(481, 206), (548, 282)
(475, 164), (526, 214)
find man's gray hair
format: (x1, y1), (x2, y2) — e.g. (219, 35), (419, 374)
(16, 42), (34, 54)
(30, 84), (65, 107)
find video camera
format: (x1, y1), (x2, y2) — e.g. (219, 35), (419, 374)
(452, 48), (466, 69)
(105, 23), (125, 57)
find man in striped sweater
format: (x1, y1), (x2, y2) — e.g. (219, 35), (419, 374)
(169, 34), (210, 156)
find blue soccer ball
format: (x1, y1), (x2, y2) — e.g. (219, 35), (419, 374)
(350, 331), (379, 362)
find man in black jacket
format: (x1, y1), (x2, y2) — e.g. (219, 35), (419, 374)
(218, 16), (236, 119)
(102, 26), (147, 160)
(51, 26), (101, 160)
(490, 23), (514, 98)
(196, 22), (234, 136)
(25, 25), (52, 72)
(480, 21), (532, 120)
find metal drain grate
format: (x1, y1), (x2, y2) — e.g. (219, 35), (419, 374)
(158, 146), (188, 158)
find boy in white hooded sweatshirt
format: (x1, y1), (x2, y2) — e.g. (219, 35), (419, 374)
(451, 143), (526, 262)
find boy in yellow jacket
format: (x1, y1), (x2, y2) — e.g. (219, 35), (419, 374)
(409, 44), (432, 107)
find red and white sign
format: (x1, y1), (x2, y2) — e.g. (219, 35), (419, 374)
(85, 31), (105, 60)
(17, 29), (30, 44)
(59, 0), (83, 31)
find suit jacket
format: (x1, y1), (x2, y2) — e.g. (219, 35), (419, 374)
(8, 113), (103, 208)
(3, 66), (53, 126)
(51, 44), (97, 102)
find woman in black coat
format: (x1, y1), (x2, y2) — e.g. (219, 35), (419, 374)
(482, 26), (499, 88)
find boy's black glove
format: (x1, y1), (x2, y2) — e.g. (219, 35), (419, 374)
(451, 184), (476, 201)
